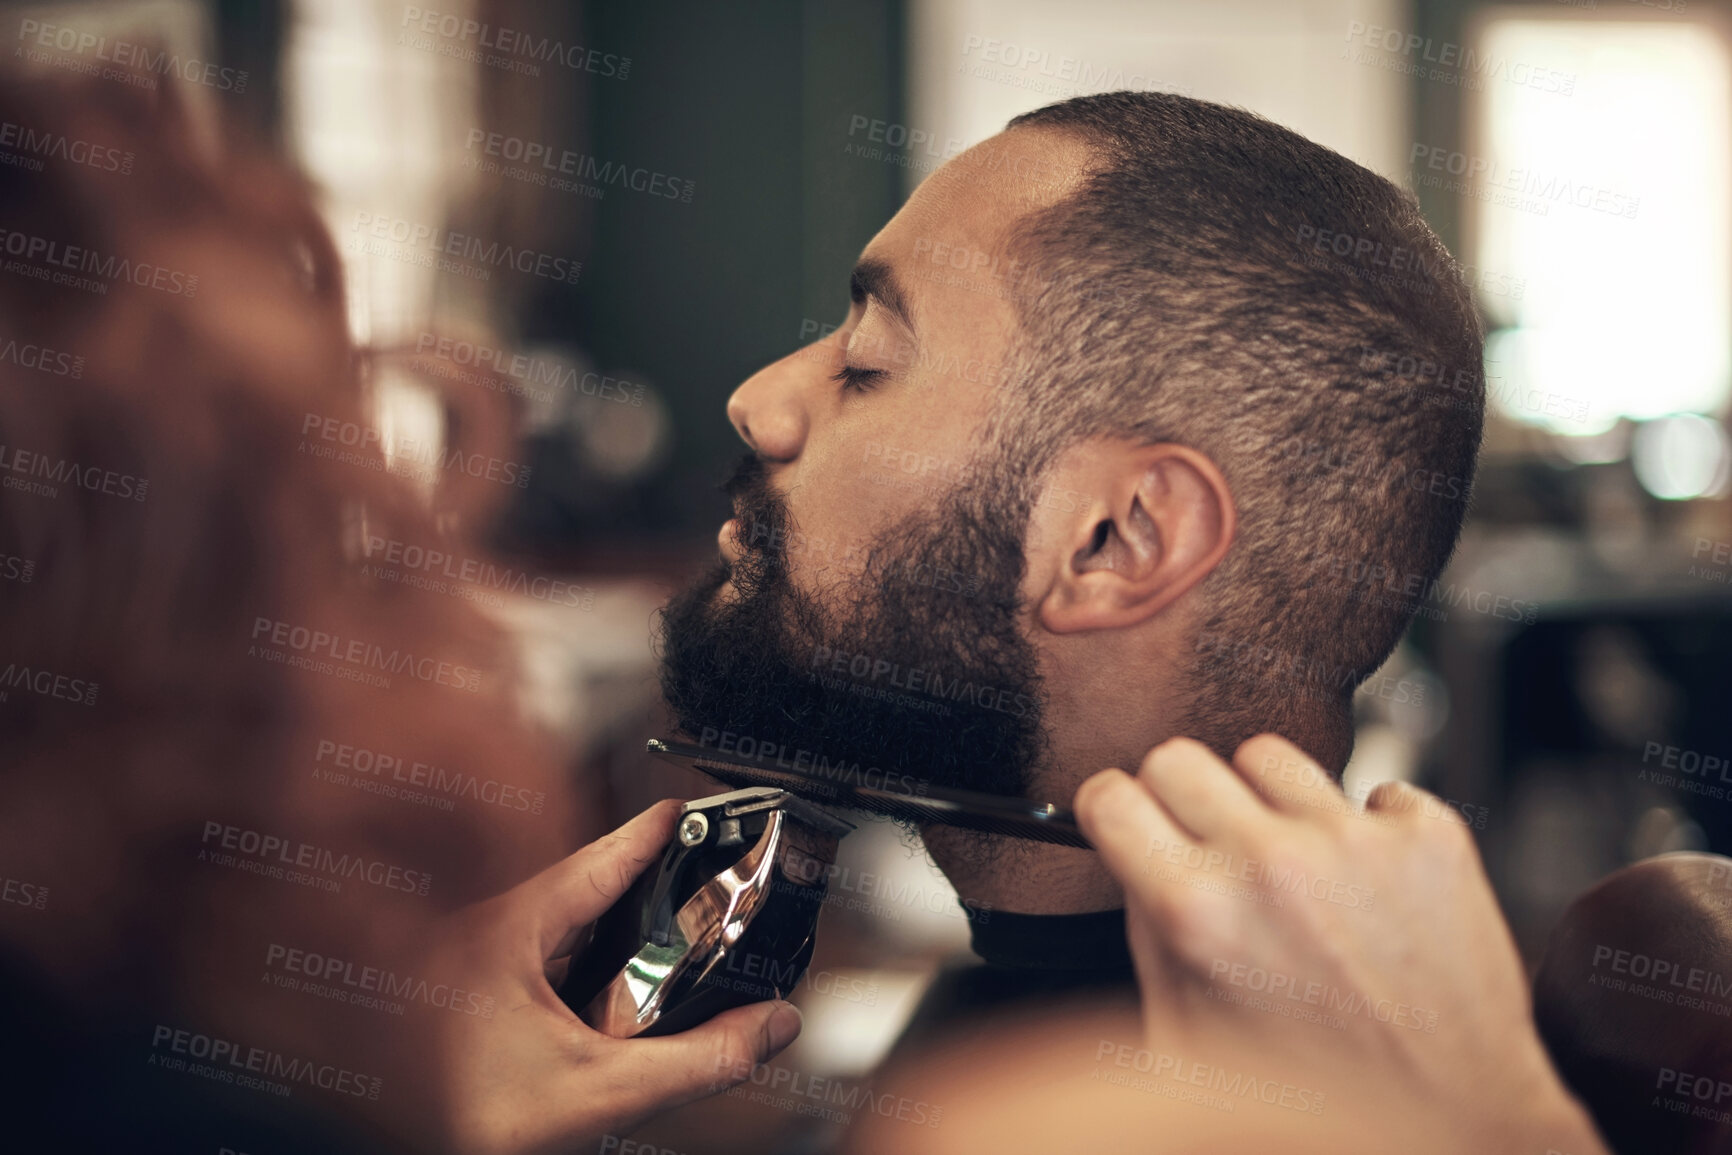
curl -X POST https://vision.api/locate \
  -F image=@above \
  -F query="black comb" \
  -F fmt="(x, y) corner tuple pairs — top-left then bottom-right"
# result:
(646, 737), (1091, 849)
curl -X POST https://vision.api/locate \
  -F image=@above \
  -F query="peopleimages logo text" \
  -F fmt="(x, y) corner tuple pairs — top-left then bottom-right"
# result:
(249, 616), (484, 692)
(17, 20), (250, 92)
(0, 661), (98, 705)
(299, 412), (532, 489)
(0, 442), (148, 501)
(0, 119), (133, 173)
(265, 942), (495, 1017)
(349, 213), (581, 284)
(0, 227), (197, 295)
(150, 1024), (380, 1098)
(363, 535), (594, 610)
(400, 8), (631, 77)
(0, 338), (83, 378)
(464, 130), (695, 202)
(201, 820), (433, 896)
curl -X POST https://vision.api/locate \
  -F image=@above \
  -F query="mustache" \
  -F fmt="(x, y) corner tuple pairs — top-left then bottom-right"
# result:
(722, 452), (771, 505)
(721, 454), (791, 562)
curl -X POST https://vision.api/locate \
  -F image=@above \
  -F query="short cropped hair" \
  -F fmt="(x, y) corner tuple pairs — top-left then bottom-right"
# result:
(989, 91), (1485, 769)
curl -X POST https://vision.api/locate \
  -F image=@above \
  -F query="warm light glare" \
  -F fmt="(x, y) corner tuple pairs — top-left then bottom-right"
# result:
(1631, 413), (1730, 500)
(1473, 17), (1731, 435)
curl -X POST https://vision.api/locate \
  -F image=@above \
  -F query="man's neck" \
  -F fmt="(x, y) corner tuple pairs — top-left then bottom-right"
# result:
(920, 823), (1124, 915)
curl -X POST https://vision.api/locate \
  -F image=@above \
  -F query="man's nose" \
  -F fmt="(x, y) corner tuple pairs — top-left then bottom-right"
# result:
(726, 354), (811, 463)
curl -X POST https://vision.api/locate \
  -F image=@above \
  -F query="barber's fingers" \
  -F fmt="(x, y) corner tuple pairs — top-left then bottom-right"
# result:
(612, 999), (804, 1114)
(535, 799), (683, 958)
(1363, 779), (1458, 829)
(1132, 738), (1274, 842)
(1229, 734), (1349, 821)
(1078, 769), (1247, 995)
(1075, 767), (1191, 906)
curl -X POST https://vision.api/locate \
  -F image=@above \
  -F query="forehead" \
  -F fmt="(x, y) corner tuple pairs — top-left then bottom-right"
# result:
(864, 127), (1098, 307)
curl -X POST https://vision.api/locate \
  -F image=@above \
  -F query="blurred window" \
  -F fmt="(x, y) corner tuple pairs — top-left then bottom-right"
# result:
(1471, 13), (1731, 436)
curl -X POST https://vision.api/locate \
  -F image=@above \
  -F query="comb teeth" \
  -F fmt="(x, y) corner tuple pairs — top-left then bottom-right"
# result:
(646, 738), (1092, 849)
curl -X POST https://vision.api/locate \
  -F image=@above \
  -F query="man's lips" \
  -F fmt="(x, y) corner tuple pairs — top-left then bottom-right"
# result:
(718, 517), (743, 564)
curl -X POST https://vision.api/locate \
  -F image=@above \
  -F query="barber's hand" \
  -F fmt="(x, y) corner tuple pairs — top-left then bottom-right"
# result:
(1073, 735), (1604, 1154)
(416, 799), (804, 1155)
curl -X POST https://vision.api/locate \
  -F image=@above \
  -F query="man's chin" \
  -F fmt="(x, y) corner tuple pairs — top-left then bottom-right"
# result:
(917, 822), (1044, 886)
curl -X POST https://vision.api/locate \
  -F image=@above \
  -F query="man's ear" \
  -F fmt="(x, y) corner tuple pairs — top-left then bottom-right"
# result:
(1033, 442), (1237, 634)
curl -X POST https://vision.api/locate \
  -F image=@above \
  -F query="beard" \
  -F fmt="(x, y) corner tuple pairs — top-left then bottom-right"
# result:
(657, 454), (1048, 803)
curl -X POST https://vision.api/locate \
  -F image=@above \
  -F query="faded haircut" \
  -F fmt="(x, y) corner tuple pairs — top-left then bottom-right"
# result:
(983, 91), (1485, 770)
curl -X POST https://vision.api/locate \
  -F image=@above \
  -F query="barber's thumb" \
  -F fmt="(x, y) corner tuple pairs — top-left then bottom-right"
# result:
(632, 1000), (804, 1105)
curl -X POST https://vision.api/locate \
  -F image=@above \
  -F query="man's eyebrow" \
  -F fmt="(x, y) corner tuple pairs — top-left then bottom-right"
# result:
(849, 258), (917, 336)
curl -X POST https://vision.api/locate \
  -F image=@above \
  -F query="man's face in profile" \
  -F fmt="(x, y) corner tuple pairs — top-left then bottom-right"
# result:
(659, 129), (1093, 800)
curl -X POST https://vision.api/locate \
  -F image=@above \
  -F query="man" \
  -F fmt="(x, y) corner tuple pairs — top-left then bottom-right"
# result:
(658, 88), (1485, 1038)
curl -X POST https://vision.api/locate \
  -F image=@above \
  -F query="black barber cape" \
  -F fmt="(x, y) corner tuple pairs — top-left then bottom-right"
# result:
(888, 906), (1139, 1060)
